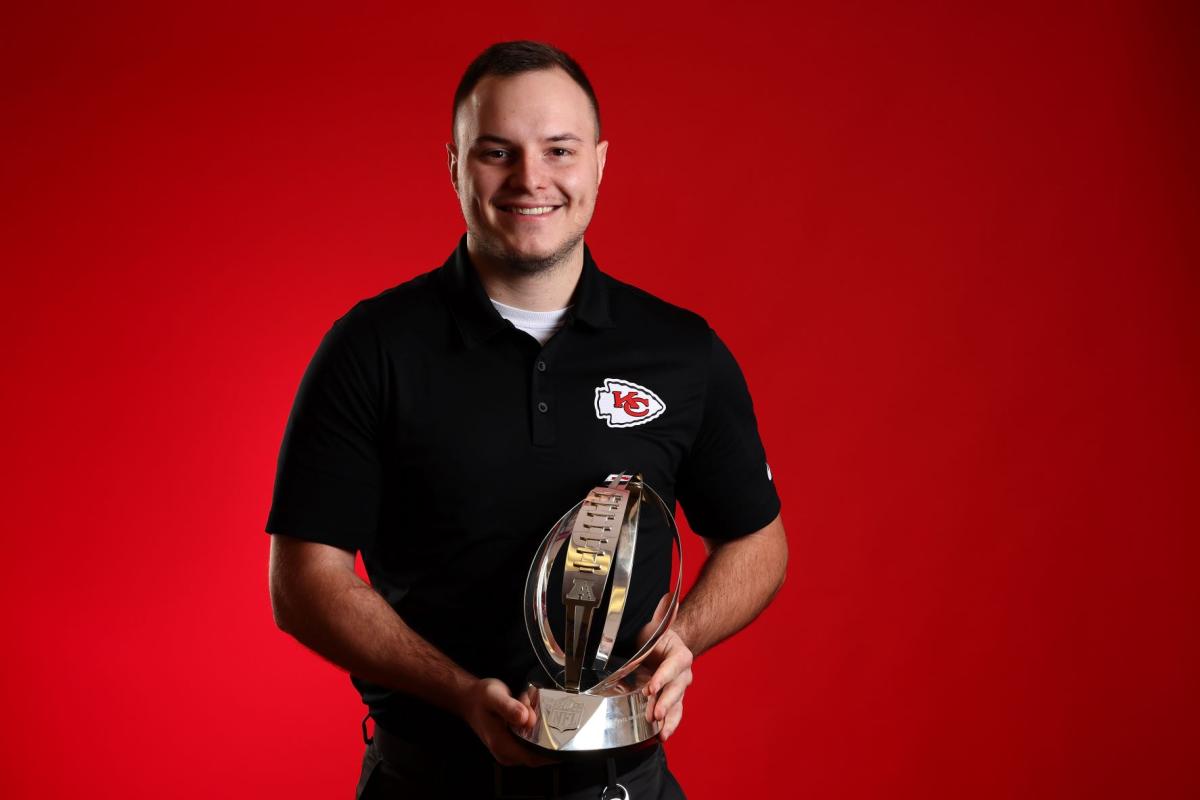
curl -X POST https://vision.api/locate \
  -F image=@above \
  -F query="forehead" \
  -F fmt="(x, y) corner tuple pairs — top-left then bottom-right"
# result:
(456, 67), (597, 142)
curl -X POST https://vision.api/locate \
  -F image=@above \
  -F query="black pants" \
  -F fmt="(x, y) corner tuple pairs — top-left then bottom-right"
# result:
(356, 727), (686, 799)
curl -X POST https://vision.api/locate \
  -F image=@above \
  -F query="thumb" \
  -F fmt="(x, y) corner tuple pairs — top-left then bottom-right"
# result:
(487, 682), (530, 727)
(502, 697), (530, 727)
(638, 593), (673, 646)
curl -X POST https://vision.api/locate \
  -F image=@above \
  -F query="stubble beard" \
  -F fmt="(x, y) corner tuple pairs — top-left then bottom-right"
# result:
(469, 225), (587, 276)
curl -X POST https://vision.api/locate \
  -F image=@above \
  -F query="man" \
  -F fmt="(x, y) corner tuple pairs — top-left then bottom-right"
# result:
(267, 41), (787, 799)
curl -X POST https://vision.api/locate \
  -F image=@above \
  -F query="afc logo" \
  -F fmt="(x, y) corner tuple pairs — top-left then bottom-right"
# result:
(593, 378), (666, 428)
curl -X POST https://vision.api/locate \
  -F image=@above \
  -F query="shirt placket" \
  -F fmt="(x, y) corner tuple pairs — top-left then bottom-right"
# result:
(530, 335), (564, 447)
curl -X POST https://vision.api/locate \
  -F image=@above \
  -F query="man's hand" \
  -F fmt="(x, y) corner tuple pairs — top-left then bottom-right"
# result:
(458, 678), (554, 767)
(637, 595), (695, 742)
(270, 536), (553, 767)
(631, 514), (788, 743)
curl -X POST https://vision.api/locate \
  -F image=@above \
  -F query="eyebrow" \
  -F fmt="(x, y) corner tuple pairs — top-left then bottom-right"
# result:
(472, 133), (585, 147)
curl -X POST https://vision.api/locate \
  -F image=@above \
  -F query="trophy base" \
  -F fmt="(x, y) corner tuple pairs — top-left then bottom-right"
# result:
(514, 678), (661, 753)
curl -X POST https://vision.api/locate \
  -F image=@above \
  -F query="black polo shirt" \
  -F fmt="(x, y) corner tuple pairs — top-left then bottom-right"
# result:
(266, 235), (780, 742)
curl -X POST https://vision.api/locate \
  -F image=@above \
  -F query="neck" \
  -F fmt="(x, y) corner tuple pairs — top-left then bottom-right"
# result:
(467, 237), (585, 311)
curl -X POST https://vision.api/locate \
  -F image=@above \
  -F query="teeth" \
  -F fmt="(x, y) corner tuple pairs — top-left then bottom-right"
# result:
(510, 206), (555, 215)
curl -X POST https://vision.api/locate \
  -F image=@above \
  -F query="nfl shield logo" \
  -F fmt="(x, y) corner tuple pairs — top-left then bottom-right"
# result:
(546, 698), (583, 732)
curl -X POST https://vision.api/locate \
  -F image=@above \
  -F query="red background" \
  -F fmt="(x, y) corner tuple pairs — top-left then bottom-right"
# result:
(3, 2), (1198, 797)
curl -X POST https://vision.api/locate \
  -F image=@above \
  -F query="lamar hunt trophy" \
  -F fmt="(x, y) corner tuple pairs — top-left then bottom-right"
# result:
(515, 472), (683, 753)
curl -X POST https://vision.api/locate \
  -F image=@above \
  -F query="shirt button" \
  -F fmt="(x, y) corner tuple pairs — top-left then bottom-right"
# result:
(537, 401), (549, 413)
(537, 360), (547, 372)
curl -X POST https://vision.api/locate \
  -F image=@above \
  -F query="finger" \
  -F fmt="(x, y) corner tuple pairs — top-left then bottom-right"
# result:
(654, 671), (692, 722)
(516, 687), (539, 719)
(644, 689), (657, 724)
(502, 698), (533, 728)
(649, 592), (671, 627)
(642, 654), (678, 723)
(485, 681), (534, 728)
(661, 698), (684, 741)
(637, 592), (673, 645)
(644, 648), (689, 697)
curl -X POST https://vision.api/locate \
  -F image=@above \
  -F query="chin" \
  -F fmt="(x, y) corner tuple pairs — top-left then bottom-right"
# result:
(508, 241), (559, 261)
(498, 234), (564, 261)
(470, 224), (583, 273)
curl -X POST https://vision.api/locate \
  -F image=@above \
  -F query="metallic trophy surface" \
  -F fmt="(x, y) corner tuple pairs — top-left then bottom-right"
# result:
(514, 473), (683, 753)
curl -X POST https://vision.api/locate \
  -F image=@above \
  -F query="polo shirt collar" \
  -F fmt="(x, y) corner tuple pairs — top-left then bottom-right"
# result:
(439, 234), (614, 348)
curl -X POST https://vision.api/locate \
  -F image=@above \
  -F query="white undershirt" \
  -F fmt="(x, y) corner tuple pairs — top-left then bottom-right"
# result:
(490, 299), (572, 346)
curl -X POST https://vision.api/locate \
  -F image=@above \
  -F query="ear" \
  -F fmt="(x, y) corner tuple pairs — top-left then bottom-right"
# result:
(446, 142), (460, 195)
(596, 139), (609, 188)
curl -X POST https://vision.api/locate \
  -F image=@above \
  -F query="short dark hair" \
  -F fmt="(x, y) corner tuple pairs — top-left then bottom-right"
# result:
(452, 40), (601, 140)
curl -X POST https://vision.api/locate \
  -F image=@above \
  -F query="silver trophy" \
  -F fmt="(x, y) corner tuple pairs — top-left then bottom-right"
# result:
(514, 473), (682, 753)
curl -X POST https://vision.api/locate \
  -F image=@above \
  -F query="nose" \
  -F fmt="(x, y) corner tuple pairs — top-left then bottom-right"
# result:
(508, 150), (548, 194)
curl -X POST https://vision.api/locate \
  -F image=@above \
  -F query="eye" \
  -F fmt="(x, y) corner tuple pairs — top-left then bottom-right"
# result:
(548, 147), (573, 158)
(484, 149), (511, 160)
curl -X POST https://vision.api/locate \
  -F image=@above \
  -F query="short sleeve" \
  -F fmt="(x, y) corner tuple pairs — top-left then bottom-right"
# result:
(676, 328), (781, 541)
(265, 305), (385, 552)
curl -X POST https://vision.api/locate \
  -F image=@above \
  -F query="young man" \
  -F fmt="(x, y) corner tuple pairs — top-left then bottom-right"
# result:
(267, 41), (787, 799)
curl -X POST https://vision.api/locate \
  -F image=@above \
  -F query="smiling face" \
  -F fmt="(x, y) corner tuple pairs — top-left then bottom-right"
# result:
(448, 68), (608, 273)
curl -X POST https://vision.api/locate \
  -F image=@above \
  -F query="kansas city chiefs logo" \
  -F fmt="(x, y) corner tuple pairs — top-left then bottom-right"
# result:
(594, 378), (666, 428)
